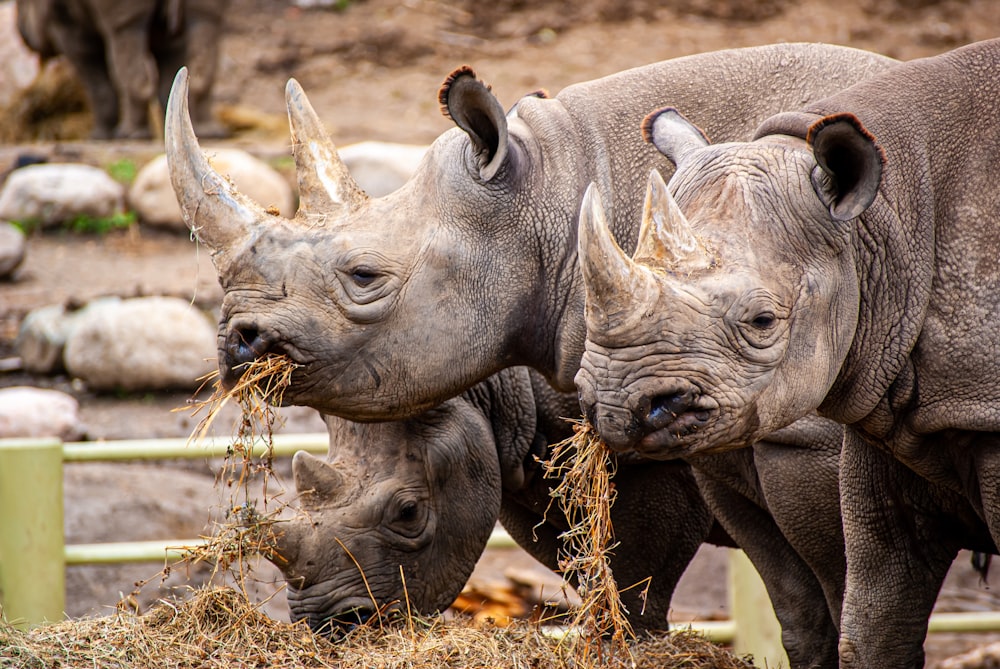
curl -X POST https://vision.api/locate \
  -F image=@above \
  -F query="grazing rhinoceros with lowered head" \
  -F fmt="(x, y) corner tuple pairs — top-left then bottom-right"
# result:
(575, 38), (1000, 669)
(166, 43), (895, 668)
(270, 365), (847, 665)
(270, 366), (726, 634)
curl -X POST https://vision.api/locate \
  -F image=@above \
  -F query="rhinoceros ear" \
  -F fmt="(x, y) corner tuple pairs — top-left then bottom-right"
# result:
(439, 66), (509, 181)
(807, 113), (884, 222)
(292, 451), (346, 510)
(642, 107), (711, 166)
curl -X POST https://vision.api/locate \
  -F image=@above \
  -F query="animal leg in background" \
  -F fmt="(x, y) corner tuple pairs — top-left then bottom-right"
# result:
(838, 430), (963, 669)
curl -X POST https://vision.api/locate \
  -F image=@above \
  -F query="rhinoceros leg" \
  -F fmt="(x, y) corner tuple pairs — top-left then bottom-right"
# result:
(973, 436), (1000, 551)
(693, 451), (840, 669)
(838, 430), (961, 669)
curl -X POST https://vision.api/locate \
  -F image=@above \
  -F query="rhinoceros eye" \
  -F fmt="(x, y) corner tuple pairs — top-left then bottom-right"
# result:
(750, 312), (776, 330)
(350, 266), (380, 287)
(397, 501), (419, 523)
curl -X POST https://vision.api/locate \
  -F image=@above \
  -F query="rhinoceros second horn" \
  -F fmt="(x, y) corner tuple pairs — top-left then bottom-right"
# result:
(285, 78), (368, 217)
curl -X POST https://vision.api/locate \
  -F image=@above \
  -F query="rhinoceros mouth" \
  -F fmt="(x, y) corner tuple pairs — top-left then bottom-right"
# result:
(288, 592), (394, 638)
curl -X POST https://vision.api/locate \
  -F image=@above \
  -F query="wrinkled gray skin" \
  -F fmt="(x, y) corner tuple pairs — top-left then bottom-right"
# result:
(271, 366), (734, 634)
(165, 44), (895, 668)
(16, 0), (226, 139)
(576, 38), (1000, 668)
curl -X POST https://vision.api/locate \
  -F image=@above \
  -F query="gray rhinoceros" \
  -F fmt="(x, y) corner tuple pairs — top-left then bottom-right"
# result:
(575, 38), (1000, 669)
(270, 365), (846, 665)
(270, 366), (724, 633)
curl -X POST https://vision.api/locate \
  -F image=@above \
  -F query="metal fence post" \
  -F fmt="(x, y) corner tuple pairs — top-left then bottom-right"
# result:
(0, 437), (65, 629)
(729, 549), (789, 668)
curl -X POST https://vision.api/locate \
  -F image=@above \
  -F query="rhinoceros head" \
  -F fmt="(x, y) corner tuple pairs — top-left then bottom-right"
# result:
(166, 67), (546, 419)
(269, 387), (522, 635)
(576, 107), (882, 459)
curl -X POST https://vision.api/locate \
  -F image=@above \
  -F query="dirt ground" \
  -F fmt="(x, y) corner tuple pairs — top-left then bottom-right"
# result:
(2, 0), (1000, 665)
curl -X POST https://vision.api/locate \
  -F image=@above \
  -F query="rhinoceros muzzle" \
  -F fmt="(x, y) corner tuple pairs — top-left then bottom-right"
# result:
(287, 590), (385, 638)
(585, 385), (711, 456)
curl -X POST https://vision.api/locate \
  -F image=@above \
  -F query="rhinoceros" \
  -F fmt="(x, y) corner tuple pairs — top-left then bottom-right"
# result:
(270, 366), (846, 663)
(165, 43), (895, 668)
(270, 366), (724, 633)
(575, 38), (1000, 668)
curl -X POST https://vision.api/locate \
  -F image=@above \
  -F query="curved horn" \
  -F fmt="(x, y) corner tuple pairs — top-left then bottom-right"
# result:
(578, 183), (656, 334)
(165, 67), (269, 251)
(285, 79), (368, 216)
(633, 169), (707, 269)
(292, 451), (346, 511)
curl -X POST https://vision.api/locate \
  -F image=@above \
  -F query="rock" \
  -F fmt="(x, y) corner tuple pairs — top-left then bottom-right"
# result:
(129, 150), (294, 231)
(15, 299), (119, 374)
(338, 141), (428, 197)
(63, 296), (218, 392)
(0, 386), (84, 440)
(0, 163), (125, 229)
(0, 220), (26, 277)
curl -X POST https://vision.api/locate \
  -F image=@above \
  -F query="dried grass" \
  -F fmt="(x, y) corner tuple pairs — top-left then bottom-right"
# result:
(542, 418), (645, 665)
(0, 586), (754, 669)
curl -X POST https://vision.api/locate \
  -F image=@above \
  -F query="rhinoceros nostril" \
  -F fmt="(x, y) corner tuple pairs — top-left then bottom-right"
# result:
(226, 326), (268, 368)
(646, 389), (695, 431)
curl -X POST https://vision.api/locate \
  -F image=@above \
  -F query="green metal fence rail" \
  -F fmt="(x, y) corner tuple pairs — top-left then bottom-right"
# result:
(2, 435), (1000, 668)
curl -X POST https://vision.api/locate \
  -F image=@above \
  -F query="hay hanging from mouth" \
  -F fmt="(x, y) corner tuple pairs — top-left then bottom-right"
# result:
(542, 418), (643, 665)
(163, 353), (301, 592)
(0, 585), (755, 669)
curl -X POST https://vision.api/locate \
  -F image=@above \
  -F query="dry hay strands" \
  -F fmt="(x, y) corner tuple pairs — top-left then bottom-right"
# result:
(0, 586), (755, 669)
(542, 417), (640, 664)
(180, 353), (300, 504)
(185, 352), (301, 455)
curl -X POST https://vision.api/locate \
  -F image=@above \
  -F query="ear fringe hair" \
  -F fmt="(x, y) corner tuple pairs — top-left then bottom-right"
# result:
(438, 65), (491, 120)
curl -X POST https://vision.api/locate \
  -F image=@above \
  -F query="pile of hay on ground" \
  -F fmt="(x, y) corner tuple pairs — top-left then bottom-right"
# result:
(0, 585), (754, 669)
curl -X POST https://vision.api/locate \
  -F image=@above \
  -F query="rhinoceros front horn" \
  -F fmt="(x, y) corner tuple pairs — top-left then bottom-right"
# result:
(578, 183), (657, 334)
(165, 67), (272, 252)
(285, 78), (368, 216)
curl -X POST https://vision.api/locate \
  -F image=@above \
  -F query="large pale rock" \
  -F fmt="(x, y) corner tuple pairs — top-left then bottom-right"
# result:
(0, 163), (125, 228)
(0, 220), (26, 277)
(63, 297), (218, 391)
(129, 150), (294, 231)
(0, 386), (84, 440)
(339, 141), (428, 197)
(15, 298), (118, 374)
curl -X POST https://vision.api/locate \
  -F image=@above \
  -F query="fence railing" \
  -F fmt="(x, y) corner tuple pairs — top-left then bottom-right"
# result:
(1, 435), (999, 668)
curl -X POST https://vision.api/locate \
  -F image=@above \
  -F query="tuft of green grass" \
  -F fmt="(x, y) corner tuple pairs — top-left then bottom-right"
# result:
(106, 158), (138, 184)
(65, 210), (136, 235)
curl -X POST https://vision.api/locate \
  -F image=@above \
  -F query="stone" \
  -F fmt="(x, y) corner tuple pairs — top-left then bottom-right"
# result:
(0, 220), (26, 277)
(0, 386), (84, 440)
(15, 298), (119, 374)
(0, 163), (125, 229)
(129, 150), (294, 231)
(63, 296), (218, 392)
(338, 141), (428, 197)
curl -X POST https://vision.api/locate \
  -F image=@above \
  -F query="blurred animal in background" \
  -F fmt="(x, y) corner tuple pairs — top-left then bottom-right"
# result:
(15, 0), (228, 139)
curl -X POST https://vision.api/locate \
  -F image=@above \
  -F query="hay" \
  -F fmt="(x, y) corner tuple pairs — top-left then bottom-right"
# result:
(542, 418), (640, 664)
(0, 586), (754, 669)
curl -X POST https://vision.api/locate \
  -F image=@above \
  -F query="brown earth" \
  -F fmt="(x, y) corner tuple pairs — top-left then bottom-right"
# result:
(2, 0), (1000, 665)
